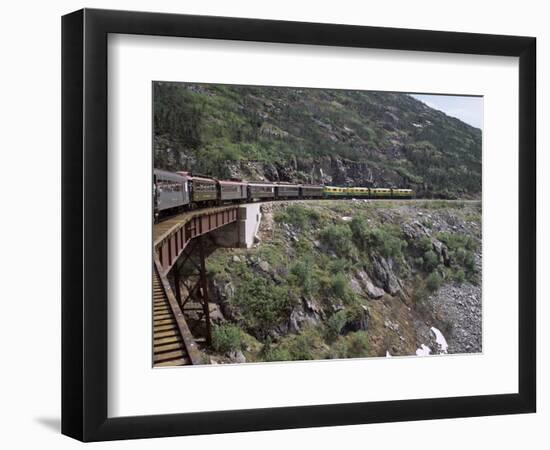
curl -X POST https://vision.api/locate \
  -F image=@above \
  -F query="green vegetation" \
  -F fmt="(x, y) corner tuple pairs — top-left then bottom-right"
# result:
(231, 274), (295, 339)
(274, 204), (321, 229)
(201, 201), (481, 363)
(211, 324), (245, 353)
(426, 271), (443, 292)
(319, 224), (355, 258)
(154, 82), (481, 198)
(289, 256), (316, 296)
(327, 331), (370, 359)
(350, 217), (407, 259)
(436, 231), (479, 281)
(324, 310), (348, 343)
(422, 250), (439, 272)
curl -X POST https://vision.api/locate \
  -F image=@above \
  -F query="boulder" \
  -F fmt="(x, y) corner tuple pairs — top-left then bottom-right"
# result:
(401, 221), (429, 241)
(372, 255), (402, 295)
(258, 260), (271, 273)
(227, 350), (246, 364)
(288, 297), (324, 333)
(355, 270), (385, 299)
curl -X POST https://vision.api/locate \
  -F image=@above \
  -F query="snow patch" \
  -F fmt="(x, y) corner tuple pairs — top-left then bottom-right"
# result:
(430, 327), (449, 353)
(415, 344), (431, 356)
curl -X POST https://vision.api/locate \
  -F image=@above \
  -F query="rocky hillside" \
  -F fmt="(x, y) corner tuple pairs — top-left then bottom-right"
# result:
(154, 82), (482, 198)
(193, 200), (482, 364)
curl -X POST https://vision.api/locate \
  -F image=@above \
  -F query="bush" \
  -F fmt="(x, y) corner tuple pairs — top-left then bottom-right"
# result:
(319, 224), (355, 258)
(327, 331), (369, 359)
(350, 218), (406, 259)
(416, 236), (433, 253)
(211, 324), (244, 353)
(285, 335), (314, 361)
(437, 232), (478, 253)
(331, 273), (348, 298)
(276, 328), (325, 361)
(290, 257), (316, 295)
(324, 310), (348, 343)
(345, 331), (370, 358)
(260, 338), (292, 362)
(453, 269), (466, 283)
(422, 250), (440, 272)
(426, 271), (443, 292)
(232, 275), (294, 337)
(274, 205), (320, 229)
(436, 232), (478, 279)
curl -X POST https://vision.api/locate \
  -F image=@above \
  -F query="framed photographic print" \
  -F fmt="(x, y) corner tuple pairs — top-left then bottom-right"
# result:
(61, 8), (536, 441)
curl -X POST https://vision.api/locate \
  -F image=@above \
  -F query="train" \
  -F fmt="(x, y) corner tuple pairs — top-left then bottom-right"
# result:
(153, 168), (414, 220)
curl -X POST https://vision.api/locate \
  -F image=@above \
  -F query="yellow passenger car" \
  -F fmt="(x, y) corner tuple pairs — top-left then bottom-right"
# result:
(347, 187), (370, 197)
(370, 188), (392, 198)
(324, 186), (348, 197)
(392, 188), (414, 198)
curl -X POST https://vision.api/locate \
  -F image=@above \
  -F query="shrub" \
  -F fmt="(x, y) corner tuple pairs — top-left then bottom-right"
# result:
(324, 310), (348, 343)
(436, 232), (479, 279)
(416, 236), (433, 253)
(290, 257), (316, 295)
(437, 232), (478, 253)
(464, 252), (476, 272)
(426, 271), (443, 292)
(345, 331), (370, 358)
(211, 324), (244, 353)
(350, 218), (406, 259)
(422, 250), (440, 272)
(277, 328), (325, 361)
(285, 335), (314, 361)
(327, 258), (353, 274)
(319, 224), (354, 258)
(274, 205), (320, 229)
(327, 331), (369, 359)
(453, 269), (466, 283)
(260, 338), (292, 362)
(232, 275), (294, 337)
(331, 272), (348, 298)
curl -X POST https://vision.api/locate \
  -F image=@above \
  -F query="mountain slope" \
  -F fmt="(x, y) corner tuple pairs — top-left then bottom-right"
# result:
(153, 82), (482, 198)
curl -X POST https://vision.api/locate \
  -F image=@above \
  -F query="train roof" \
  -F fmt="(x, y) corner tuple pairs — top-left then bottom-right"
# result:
(188, 176), (217, 183)
(218, 179), (247, 185)
(276, 183), (302, 187)
(247, 181), (277, 186)
(154, 169), (188, 181)
(174, 171), (217, 183)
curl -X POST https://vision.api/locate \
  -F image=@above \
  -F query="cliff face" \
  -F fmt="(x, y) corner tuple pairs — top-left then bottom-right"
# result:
(199, 200), (482, 363)
(154, 83), (482, 198)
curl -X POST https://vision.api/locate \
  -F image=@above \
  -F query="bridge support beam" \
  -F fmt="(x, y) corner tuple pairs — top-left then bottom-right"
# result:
(209, 203), (262, 249)
(174, 236), (212, 347)
(197, 236), (212, 347)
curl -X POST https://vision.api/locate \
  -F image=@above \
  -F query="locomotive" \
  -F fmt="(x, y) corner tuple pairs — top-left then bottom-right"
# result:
(153, 168), (413, 220)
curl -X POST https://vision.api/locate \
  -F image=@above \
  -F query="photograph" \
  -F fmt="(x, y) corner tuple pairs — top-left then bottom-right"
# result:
(152, 82), (483, 367)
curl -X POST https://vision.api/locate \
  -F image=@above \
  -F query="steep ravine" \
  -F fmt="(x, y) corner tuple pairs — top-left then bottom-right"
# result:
(196, 200), (482, 364)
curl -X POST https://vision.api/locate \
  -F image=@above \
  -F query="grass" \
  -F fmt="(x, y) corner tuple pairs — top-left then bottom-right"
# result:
(274, 204), (321, 229)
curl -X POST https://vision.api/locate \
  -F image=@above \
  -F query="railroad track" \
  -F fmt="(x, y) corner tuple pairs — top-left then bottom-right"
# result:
(153, 266), (191, 366)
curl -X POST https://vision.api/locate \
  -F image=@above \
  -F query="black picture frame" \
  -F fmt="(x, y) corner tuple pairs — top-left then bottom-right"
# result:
(61, 8), (536, 442)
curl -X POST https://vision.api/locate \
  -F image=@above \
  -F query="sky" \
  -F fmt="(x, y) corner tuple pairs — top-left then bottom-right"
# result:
(410, 94), (483, 130)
